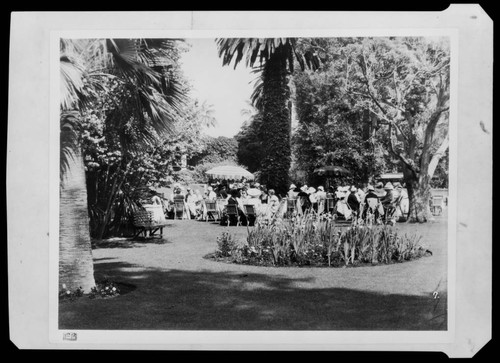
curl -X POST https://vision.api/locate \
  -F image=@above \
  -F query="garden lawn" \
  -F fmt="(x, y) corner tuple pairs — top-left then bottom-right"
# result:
(59, 210), (448, 330)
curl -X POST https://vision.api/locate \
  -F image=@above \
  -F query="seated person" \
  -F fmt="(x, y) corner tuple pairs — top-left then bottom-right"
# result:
(207, 186), (217, 201)
(245, 188), (262, 225)
(185, 187), (199, 219)
(361, 185), (383, 221)
(380, 182), (397, 221)
(220, 189), (247, 226)
(380, 182), (396, 207)
(374, 182), (387, 198)
(267, 189), (280, 218)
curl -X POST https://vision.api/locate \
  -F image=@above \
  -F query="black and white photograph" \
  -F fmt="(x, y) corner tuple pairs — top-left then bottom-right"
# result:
(7, 7), (492, 355)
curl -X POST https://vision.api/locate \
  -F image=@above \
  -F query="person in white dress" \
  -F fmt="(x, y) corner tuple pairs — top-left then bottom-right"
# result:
(145, 194), (167, 224)
(315, 186), (327, 214)
(185, 188), (199, 219)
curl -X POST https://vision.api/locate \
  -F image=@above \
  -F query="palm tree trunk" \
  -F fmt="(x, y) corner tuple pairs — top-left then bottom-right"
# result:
(59, 147), (96, 292)
(260, 46), (291, 196)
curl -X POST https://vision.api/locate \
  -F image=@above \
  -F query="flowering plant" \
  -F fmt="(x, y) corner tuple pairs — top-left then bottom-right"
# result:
(59, 284), (84, 301)
(89, 279), (121, 299)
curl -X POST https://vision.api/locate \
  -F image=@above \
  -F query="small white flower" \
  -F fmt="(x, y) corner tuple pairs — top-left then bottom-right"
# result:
(66, 290), (71, 295)
(62, 284), (67, 289)
(112, 287), (116, 291)
(105, 286), (109, 290)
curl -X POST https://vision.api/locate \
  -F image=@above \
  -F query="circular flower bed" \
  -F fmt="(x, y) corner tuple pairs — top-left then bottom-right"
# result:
(207, 213), (432, 268)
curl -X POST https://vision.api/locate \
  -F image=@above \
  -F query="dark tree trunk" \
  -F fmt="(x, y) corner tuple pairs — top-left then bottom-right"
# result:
(259, 46), (291, 197)
(405, 170), (434, 223)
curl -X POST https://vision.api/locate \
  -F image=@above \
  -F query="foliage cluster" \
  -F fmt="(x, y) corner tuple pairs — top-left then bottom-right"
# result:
(214, 211), (430, 267)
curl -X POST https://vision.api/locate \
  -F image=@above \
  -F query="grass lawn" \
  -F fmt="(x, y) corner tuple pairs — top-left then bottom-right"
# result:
(59, 209), (448, 331)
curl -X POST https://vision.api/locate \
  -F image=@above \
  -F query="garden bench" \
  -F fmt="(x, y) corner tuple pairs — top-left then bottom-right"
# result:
(132, 209), (168, 239)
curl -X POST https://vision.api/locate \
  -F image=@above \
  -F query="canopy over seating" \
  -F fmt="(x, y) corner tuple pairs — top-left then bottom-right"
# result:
(377, 172), (404, 182)
(205, 165), (254, 180)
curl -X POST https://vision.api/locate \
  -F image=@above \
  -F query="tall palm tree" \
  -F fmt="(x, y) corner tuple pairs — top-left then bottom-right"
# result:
(59, 38), (186, 292)
(216, 38), (320, 196)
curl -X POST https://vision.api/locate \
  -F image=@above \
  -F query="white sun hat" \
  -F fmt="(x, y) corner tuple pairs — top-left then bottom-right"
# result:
(247, 188), (262, 197)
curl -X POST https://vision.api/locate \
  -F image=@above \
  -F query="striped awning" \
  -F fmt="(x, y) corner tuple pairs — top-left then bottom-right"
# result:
(205, 165), (254, 180)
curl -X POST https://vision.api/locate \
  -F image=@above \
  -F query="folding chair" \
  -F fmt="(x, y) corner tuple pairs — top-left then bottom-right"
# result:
(216, 198), (228, 216)
(286, 198), (297, 218)
(225, 204), (240, 226)
(325, 198), (335, 214)
(430, 195), (444, 216)
(204, 200), (219, 222)
(173, 201), (189, 220)
(244, 204), (257, 226)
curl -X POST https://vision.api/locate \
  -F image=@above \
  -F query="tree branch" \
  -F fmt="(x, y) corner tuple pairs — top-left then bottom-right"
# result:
(387, 123), (417, 176)
(427, 132), (449, 179)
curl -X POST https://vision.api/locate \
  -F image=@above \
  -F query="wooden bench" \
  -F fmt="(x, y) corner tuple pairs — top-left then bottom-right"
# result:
(132, 210), (168, 239)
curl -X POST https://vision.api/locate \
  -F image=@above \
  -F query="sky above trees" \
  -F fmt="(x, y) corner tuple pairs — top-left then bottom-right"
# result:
(179, 38), (255, 138)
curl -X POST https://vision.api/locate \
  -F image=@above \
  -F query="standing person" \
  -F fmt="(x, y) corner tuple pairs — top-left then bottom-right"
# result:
(356, 185), (366, 204)
(315, 186), (327, 214)
(307, 187), (318, 213)
(267, 189), (280, 218)
(347, 186), (360, 218)
(398, 183), (409, 215)
(361, 185), (383, 220)
(185, 187), (199, 219)
(259, 185), (268, 204)
(207, 186), (217, 201)
(297, 185), (310, 213)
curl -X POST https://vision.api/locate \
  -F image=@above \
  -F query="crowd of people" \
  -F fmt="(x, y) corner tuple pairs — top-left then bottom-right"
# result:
(285, 181), (408, 223)
(145, 179), (409, 226)
(158, 180), (279, 225)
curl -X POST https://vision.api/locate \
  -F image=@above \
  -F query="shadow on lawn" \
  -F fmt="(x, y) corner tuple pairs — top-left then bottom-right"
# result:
(92, 237), (173, 249)
(59, 260), (447, 331)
